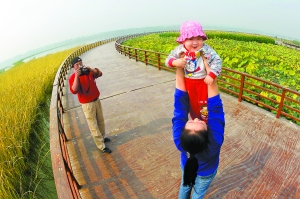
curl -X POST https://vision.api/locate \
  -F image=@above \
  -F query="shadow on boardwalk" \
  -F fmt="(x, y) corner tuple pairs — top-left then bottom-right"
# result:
(62, 42), (300, 199)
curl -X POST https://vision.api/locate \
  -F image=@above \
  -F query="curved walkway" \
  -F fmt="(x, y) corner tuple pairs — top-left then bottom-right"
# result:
(62, 42), (300, 199)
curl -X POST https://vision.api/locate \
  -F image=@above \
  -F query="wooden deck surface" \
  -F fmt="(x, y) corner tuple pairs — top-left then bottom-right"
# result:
(62, 42), (300, 199)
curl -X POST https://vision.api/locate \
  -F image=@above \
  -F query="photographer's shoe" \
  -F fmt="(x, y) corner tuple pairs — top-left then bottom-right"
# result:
(101, 147), (112, 154)
(104, 137), (111, 142)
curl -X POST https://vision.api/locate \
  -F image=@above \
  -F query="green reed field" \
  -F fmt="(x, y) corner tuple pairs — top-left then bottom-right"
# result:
(0, 46), (80, 199)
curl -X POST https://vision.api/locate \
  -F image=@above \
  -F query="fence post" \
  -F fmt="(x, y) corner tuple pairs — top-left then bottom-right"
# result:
(144, 51), (148, 65)
(238, 74), (245, 102)
(129, 48), (131, 59)
(158, 53), (161, 70)
(135, 49), (138, 62)
(276, 88), (286, 118)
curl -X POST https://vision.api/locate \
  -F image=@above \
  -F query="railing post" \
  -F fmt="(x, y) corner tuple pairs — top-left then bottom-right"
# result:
(51, 37), (125, 199)
(238, 74), (245, 102)
(144, 51), (147, 65)
(276, 88), (286, 118)
(135, 49), (138, 62)
(158, 53), (161, 70)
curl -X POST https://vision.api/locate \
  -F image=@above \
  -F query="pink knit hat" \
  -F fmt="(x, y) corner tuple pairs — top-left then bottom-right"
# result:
(177, 20), (208, 43)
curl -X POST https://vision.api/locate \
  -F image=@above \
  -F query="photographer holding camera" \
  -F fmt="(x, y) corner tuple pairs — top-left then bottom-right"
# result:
(69, 57), (112, 154)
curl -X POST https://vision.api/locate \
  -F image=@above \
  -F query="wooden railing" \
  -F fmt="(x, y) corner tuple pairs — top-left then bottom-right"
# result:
(50, 37), (122, 199)
(50, 31), (299, 199)
(282, 42), (300, 50)
(49, 31), (175, 199)
(115, 36), (300, 124)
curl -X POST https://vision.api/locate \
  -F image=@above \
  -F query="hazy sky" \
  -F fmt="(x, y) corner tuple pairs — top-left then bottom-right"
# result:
(1, 0), (299, 63)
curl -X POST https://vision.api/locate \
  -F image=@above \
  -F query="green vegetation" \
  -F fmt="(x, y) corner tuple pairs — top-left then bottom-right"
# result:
(123, 31), (300, 91)
(293, 40), (300, 46)
(279, 38), (300, 47)
(13, 60), (25, 66)
(206, 31), (275, 44)
(158, 31), (275, 44)
(0, 47), (80, 198)
(0, 30), (299, 198)
(122, 31), (300, 124)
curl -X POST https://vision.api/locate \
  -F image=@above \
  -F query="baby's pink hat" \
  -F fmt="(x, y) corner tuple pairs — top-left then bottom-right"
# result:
(177, 20), (208, 43)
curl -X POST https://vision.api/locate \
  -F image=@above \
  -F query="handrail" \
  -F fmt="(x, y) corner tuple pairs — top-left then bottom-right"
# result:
(282, 41), (300, 49)
(49, 31), (171, 199)
(115, 36), (300, 124)
(50, 37), (124, 199)
(50, 31), (299, 199)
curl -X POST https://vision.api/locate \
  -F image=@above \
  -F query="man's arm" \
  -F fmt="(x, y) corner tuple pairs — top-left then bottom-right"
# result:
(83, 66), (102, 78)
(202, 55), (219, 97)
(201, 44), (222, 78)
(71, 68), (81, 93)
(175, 68), (186, 91)
(207, 76), (219, 98)
(205, 55), (224, 154)
(172, 67), (189, 152)
(93, 68), (102, 78)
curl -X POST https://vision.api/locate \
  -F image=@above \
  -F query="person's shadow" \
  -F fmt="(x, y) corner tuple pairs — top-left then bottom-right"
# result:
(206, 146), (272, 198)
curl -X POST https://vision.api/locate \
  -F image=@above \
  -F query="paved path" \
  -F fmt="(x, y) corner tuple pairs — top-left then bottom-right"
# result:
(63, 42), (300, 199)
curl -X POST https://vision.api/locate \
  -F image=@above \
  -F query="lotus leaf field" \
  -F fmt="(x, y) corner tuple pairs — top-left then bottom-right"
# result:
(123, 31), (300, 91)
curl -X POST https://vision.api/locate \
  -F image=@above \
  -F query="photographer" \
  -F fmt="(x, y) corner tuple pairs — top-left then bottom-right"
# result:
(69, 57), (111, 154)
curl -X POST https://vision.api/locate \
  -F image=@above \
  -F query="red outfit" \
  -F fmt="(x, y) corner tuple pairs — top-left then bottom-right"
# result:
(184, 78), (208, 122)
(69, 71), (100, 103)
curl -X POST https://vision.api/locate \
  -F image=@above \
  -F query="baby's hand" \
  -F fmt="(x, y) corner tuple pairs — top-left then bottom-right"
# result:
(179, 52), (185, 58)
(204, 75), (214, 85)
(172, 58), (186, 69)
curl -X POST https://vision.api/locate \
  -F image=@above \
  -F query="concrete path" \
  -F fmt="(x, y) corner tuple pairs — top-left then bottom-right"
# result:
(62, 42), (300, 199)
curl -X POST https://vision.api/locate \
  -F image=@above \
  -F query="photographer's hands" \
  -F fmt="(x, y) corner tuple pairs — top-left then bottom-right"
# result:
(74, 62), (83, 78)
(82, 66), (95, 74)
(75, 64), (102, 79)
(74, 68), (82, 77)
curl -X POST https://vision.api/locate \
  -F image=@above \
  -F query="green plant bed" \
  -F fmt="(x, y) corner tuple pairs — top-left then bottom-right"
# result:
(123, 32), (300, 91)
(122, 32), (300, 125)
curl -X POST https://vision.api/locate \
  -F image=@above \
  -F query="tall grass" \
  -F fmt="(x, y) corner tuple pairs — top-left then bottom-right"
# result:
(0, 46), (80, 198)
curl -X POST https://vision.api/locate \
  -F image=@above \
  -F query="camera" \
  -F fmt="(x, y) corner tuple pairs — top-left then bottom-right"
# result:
(79, 66), (90, 76)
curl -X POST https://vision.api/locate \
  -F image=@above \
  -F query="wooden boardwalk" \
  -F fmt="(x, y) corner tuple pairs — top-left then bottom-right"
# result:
(62, 42), (300, 199)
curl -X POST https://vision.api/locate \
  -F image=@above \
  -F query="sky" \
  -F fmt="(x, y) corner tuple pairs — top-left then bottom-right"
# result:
(1, 0), (300, 64)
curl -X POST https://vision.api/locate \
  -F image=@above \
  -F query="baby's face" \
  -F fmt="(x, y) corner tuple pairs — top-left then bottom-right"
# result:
(183, 36), (204, 52)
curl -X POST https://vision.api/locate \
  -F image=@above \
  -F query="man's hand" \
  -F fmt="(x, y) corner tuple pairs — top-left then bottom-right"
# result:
(172, 58), (186, 69)
(74, 68), (82, 78)
(204, 75), (214, 85)
(79, 65), (100, 76)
